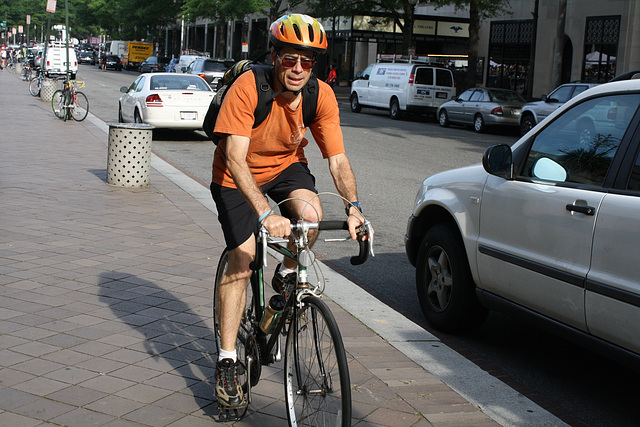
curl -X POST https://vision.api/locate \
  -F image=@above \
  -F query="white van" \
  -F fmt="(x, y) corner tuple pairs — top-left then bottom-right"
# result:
(44, 46), (78, 79)
(105, 40), (125, 60)
(350, 63), (455, 119)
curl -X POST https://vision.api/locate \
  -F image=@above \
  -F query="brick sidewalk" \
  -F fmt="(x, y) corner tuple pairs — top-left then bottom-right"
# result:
(0, 69), (498, 426)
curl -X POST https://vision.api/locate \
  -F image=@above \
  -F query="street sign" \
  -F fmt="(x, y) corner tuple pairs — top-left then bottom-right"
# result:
(26, 15), (30, 25)
(46, 0), (57, 13)
(18, 25), (23, 34)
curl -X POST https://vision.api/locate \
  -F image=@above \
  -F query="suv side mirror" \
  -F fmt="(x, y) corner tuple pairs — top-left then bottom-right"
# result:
(541, 94), (548, 102)
(482, 144), (513, 179)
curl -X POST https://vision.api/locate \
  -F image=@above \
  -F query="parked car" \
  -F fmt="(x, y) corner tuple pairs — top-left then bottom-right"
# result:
(118, 73), (214, 130)
(437, 87), (526, 133)
(77, 51), (96, 65)
(105, 55), (123, 71)
(183, 58), (230, 89)
(176, 54), (204, 73)
(350, 63), (456, 120)
(138, 56), (171, 73)
(609, 69), (640, 82)
(519, 82), (599, 136)
(405, 79), (640, 371)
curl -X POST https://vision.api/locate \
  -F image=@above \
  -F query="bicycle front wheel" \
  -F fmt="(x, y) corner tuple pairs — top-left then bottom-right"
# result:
(71, 91), (89, 121)
(29, 78), (41, 97)
(285, 296), (351, 426)
(52, 90), (65, 119)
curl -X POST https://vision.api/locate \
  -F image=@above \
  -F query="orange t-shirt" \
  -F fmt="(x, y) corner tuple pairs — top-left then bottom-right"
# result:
(212, 71), (345, 188)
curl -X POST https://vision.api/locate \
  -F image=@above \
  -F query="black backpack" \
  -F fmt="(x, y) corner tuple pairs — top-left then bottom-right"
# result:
(203, 61), (319, 145)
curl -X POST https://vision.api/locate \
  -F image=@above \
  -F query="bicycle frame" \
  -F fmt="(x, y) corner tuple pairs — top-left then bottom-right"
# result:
(247, 219), (372, 375)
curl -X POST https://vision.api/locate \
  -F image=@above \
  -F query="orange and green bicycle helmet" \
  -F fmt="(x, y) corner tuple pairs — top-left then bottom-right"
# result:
(269, 14), (327, 54)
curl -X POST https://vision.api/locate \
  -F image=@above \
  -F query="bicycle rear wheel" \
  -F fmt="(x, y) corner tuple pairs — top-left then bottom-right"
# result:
(29, 78), (41, 97)
(213, 250), (261, 394)
(285, 296), (351, 426)
(52, 90), (65, 119)
(71, 91), (89, 121)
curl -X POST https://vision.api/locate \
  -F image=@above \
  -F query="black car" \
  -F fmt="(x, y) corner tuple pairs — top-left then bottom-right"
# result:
(77, 51), (95, 65)
(138, 56), (171, 73)
(105, 55), (123, 71)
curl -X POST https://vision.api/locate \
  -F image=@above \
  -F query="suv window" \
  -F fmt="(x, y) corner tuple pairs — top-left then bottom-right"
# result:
(414, 68), (433, 85)
(548, 85), (573, 103)
(204, 61), (227, 72)
(522, 94), (639, 186)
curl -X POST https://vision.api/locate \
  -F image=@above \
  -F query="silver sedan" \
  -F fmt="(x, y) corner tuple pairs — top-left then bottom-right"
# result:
(437, 87), (526, 133)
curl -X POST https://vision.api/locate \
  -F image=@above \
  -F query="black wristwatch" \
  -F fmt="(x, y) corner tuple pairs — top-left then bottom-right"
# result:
(345, 201), (363, 216)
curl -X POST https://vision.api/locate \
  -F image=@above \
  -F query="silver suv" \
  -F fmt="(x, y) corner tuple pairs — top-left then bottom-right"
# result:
(405, 79), (640, 370)
(519, 82), (599, 136)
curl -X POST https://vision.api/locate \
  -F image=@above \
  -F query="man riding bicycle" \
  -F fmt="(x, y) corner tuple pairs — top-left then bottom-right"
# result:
(210, 13), (371, 410)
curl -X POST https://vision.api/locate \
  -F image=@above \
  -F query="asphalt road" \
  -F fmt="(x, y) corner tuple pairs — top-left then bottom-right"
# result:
(77, 64), (640, 427)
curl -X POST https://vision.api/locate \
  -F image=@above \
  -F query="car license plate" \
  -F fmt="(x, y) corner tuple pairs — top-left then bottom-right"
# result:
(436, 92), (448, 99)
(512, 109), (521, 116)
(180, 112), (197, 120)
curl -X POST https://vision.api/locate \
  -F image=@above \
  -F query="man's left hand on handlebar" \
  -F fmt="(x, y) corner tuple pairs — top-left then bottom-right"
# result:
(346, 211), (373, 242)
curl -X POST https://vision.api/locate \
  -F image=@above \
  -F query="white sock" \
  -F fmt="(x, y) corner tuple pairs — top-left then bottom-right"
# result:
(219, 349), (237, 362)
(278, 266), (295, 276)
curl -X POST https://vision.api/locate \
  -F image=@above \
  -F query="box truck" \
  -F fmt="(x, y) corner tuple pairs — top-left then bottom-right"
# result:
(123, 42), (153, 70)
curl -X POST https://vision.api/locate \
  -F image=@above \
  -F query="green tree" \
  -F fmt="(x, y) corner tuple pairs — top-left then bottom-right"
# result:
(433, 0), (511, 90)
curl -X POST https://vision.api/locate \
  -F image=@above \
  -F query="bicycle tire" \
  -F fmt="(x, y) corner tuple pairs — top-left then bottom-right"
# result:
(52, 90), (65, 119)
(71, 91), (89, 121)
(29, 78), (41, 97)
(285, 296), (351, 426)
(213, 250), (261, 393)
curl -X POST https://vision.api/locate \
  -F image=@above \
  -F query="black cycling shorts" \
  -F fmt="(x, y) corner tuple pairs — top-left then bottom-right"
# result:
(210, 162), (318, 250)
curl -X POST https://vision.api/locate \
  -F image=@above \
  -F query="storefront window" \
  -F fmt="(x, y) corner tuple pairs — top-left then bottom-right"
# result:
(582, 16), (620, 83)
(487, 20), (532, 95)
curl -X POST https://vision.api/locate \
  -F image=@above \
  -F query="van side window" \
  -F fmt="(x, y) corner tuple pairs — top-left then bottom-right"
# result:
(436, 69), (454, 87)
(414, 68), (433, 85)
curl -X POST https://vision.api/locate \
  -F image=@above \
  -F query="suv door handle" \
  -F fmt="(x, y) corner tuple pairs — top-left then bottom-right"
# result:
(566, 204), (595, 215)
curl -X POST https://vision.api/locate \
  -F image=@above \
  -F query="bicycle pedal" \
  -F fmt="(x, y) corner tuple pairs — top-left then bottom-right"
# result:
(216, 403), (247, 423)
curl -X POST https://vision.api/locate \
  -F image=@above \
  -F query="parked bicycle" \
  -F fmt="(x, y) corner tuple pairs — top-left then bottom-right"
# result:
(213, 195), (373, 425)
(29, 67), (44, 97)
(52, 79), (89, 122)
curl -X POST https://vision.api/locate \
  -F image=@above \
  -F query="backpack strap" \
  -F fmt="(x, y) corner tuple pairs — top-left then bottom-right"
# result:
(302, 75), (319, 128)
(251, 64), (274, 128)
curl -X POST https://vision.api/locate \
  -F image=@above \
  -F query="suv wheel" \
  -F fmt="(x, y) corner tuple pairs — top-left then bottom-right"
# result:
(416, 223), (488, 333)
(350, 93), (361, 113)
(520, 114), (536, 136)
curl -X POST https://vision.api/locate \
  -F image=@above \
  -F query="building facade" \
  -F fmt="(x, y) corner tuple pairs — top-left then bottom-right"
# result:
(167, 1), (640, 98)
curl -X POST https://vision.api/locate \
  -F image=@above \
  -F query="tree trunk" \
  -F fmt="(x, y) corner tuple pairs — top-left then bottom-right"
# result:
(402, 2), (415, 56)
(551, 0), (567, 88)
(465, 1), (480, 91)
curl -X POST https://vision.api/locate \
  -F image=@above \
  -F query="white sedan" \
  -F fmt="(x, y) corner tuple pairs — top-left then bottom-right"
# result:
(118, 73), (214, 130)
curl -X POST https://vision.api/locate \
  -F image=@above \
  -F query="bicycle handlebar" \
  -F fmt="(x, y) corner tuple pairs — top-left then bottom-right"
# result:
(252, 220), (374, 271)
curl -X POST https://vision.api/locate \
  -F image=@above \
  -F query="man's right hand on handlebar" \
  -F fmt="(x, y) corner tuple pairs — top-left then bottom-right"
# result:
(261, 212), (292, 239)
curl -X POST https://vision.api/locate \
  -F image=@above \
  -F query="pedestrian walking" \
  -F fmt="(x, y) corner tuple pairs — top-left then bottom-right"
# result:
(326, 63), (337, 88)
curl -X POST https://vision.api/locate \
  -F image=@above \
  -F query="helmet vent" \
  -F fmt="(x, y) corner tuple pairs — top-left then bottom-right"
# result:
(307, 24), (314, 42)
(292, 23), (303, 41)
